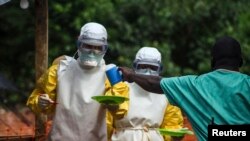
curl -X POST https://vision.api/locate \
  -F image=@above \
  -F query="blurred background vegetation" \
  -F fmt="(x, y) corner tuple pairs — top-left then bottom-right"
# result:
(1, 0), (250, 106)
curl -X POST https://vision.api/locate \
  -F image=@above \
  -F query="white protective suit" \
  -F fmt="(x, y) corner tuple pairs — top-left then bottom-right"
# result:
(107, 47), (183, 141)
(111, 83), (168, 141)
(48, 56), (107, 141)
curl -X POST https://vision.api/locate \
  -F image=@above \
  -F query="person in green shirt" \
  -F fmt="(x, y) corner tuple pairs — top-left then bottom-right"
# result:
(119, 36), (250, 141)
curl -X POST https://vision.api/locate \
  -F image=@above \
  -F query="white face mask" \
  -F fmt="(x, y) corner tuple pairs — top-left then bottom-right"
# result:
(135, 68), (159, 76)
(77, 50), (104, 69)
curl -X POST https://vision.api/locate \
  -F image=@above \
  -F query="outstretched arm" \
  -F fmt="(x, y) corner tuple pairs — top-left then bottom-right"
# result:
(119, 67), (163, 94)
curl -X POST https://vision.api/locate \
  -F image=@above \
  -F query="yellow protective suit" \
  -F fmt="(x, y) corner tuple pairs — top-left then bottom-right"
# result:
(106, 83), (183, 141)
(26, 55), (129, 141)
(26, 64), (129, 117)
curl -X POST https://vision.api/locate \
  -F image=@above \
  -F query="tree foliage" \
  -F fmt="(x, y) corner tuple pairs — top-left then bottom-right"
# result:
(0, 0), (250, 104)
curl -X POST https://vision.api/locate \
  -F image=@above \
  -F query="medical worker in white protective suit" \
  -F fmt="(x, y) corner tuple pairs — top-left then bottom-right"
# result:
(26, 22), (129, 141)
(107, 47), (184, 141)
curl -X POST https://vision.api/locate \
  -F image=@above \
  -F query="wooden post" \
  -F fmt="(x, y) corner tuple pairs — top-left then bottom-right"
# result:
(35, 0), (48, 140)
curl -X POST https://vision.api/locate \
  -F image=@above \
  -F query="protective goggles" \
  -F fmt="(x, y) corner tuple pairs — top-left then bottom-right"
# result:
(78, 35), (108, 46)
(78, 43), (107, 55)
(133, 60), (162, 72)
(136, 64), (159, 71)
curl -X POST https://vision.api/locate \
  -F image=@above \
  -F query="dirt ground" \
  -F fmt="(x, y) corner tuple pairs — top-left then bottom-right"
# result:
(0, 106), (197, 141)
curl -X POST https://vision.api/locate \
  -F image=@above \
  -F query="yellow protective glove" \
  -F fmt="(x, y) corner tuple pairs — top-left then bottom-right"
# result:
(38, 94), (55, 109)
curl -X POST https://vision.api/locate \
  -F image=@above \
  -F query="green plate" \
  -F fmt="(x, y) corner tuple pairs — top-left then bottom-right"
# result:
(158, 128), (194, 137)
(91, 95), (129, 104)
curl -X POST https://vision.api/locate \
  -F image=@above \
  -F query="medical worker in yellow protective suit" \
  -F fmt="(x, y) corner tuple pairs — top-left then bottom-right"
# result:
(26, 22), (128, 141)
(107, 47), (184, 141)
